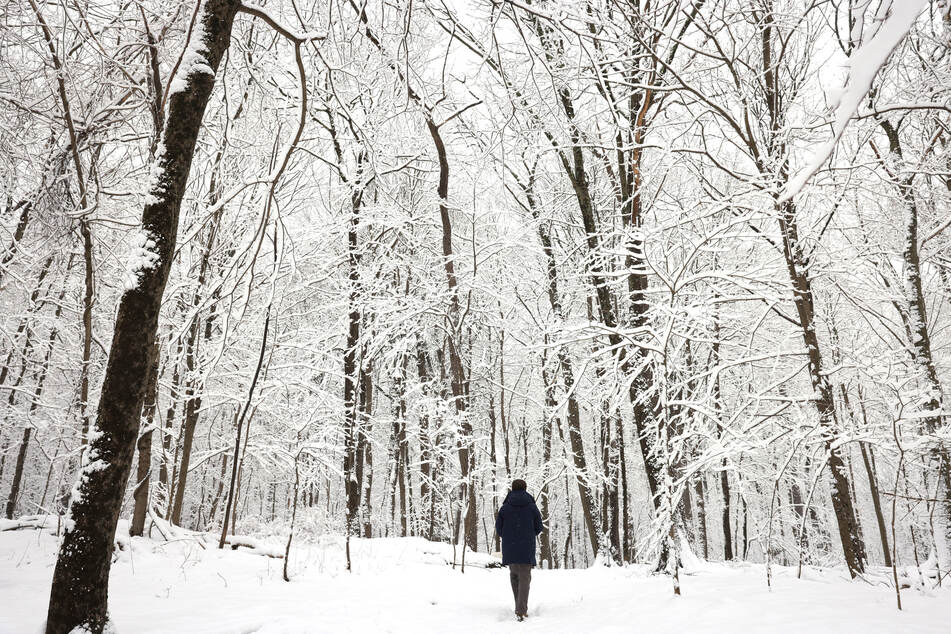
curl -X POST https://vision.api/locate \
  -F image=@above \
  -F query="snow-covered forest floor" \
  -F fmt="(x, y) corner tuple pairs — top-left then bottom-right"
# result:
(2, 524), (948, 634)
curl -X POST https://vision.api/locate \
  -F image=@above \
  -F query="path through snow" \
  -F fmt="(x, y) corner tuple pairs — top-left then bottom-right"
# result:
(1, 527), (948, 633)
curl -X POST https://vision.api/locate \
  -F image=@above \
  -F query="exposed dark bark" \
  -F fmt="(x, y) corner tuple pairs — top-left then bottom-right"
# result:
(538, 349), (555, 568)
(159, 337), (183, 511)
(720, 462), (734, 561)
(425, 117), (477, 551)
(359, 360), (374, 538)
(694, 476), (708, 560)
(416, 342), (434, 541)
(4, 428), (32, 519)
(343, 169), (366, 550)
(0, 200), (31, 280)
(776, 197), (866, 577)
(170, 203), (222, 526)
(46, 4), (240, 630)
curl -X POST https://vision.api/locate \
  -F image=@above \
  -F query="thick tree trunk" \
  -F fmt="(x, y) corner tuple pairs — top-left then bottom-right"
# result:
(46, 4), (240, 631)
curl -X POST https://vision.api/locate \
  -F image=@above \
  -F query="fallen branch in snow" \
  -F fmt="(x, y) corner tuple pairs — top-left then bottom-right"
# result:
(147, 507), (175, 542)
(221, 534), (284, 558)
(0, 515), (54, 531)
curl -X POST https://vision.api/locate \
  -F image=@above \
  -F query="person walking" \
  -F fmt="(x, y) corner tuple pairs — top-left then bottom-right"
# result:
(495, 479), (543, 621)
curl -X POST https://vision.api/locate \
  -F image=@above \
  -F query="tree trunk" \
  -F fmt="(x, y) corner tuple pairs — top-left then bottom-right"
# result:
(539, 350), (555, 567)
(4, 428), (32, 519)
(46, 4), (240, 630)
(416, 342), (433, 540)
(878, 119), (951, 569)
(779, 200), (866, 577)
(159, 337), (183, 512)
(758, 7), (865, 576)
(219, 310), (270, 548)
(359, 361), (374, 538)
(342, 155), (366, 550)
(518, 169), (600, 556)
(130, 343), (161, 536)
(5, 267), (68, 519)
(425, 117), (477, 551)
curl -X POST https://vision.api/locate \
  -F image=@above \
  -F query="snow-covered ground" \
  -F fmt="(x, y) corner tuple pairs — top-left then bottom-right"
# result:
(1, 524), (948, 634)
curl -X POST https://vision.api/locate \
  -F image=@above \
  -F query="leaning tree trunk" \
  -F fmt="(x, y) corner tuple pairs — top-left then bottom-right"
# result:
(46, 3), (240, 631)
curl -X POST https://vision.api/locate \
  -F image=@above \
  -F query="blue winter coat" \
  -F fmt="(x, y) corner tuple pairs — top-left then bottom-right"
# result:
(495, 490), (543, 566)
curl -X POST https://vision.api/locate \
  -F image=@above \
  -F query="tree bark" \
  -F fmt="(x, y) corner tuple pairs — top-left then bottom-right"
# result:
(46, 4), (240, 630)
(517, 167), (601, 556)
(877, 119), (951, 568)
(130, 343), (161, 536)
(759, 7), (865, 577)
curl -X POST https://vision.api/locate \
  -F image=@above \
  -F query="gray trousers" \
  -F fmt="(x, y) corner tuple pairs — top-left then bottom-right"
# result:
(509, 564), (532, 615)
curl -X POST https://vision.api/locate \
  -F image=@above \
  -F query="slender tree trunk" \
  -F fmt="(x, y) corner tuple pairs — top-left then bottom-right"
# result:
(757, 7), (865, 576)
(695, 476), (708, 560)
(130, 343), (160, 536)
(539, 350), (555, 567)
(712, 302), (734, 561)
(416, 343), (433, 540)
(877, 120), (951, 568)
(518, 169), (601, 556)
(219, 310), (270, 548)
(207, 442), (231, 526)
(425, 117), (477, 551)
(359, 361), (374, 538)
(5, 428), (32, 519)
(341, 155), (367, 557)
(4, 265), (68, 519)
(855, 389), (892, 566)
(159, 338), (182, 511)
